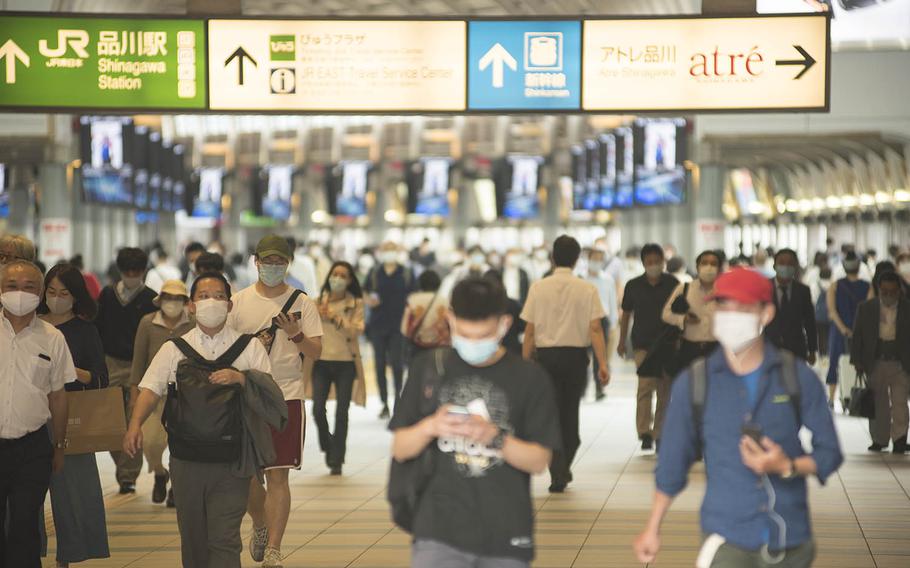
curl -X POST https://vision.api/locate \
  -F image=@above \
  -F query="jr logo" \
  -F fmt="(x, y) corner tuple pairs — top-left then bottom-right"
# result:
(39, 29), (89, 58)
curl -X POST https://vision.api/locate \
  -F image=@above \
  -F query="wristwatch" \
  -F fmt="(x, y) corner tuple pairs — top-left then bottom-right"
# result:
(490, 429), (506, 450)
(54, 439), (68, 450)
(780, 458), (798, 479)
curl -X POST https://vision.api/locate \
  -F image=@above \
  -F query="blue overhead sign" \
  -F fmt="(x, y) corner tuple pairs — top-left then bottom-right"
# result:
(468, 20), (581, 111)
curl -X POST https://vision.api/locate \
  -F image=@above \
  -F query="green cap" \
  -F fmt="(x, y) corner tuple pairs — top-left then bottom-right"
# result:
(256, 235), (293, 262)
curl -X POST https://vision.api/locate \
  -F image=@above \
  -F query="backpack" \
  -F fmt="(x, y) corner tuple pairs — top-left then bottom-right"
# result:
(162, 334), (254, 463)
(690, 350), (802, 452)
(814, 284), (829, 324)
(387, 348), (450, 533)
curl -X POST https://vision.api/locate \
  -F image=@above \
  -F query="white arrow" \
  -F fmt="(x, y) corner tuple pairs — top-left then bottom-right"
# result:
(478, 43), (517, 89)
(0, 39), (30, 84)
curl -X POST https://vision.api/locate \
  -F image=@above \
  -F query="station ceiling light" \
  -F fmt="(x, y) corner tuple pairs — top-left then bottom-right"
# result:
(311, 210), (329, 224)
(875, 191), (893, 204)
(859, 193), (876, 206)
(894, 190), (910, 202)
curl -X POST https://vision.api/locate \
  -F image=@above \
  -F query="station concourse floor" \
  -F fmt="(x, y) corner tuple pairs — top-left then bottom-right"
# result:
(42, 358), (910, 568)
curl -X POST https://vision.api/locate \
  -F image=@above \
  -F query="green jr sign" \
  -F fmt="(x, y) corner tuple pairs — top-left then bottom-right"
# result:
(0, 16), (206, 109)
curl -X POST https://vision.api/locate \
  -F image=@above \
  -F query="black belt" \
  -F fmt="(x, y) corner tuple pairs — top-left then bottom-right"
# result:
(0, 425), (47, 448)
(877, 340), (900, 361)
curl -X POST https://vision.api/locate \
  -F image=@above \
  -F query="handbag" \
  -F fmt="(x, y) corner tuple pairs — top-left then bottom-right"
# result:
(64, 387), (128, 455)
(405, 293), (446, 349)
(847, 371), (876, 419)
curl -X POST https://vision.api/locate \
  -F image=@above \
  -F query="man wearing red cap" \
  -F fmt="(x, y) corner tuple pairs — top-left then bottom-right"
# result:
(634, 268), (843, 567)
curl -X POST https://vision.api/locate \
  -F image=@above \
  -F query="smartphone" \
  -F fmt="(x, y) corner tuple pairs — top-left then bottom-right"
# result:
(447, 405), (470, 420)
(742, 423), (763, 445)
(273, 312), (302, 325)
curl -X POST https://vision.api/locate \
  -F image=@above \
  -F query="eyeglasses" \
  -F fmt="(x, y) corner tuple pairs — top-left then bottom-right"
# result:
(0, 253), (26, 264)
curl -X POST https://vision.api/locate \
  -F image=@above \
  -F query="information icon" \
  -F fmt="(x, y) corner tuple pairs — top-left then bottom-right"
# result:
(270, 68), (295, 94)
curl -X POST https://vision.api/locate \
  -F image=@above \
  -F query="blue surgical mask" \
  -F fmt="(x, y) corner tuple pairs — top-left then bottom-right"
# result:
(452, 324), (505, 365)
(259, 264), (287, 287)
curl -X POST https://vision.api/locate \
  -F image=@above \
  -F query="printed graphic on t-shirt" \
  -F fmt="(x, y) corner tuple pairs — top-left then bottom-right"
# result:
(436, 375), (512, 478)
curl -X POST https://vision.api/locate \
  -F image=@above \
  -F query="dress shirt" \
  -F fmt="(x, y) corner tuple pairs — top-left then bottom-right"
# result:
(521, 268), (605, 348)
(138, 325), (272, 398)
(881, 303), (897, 341)
(662, 281), (717, 343)
(657, 343), (843, 553)
(0, 311), (76, 439)
(586, 273), (619, 329)
(503, 267), (522, 302)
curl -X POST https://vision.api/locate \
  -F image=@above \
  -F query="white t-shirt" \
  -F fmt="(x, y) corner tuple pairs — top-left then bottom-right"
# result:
(228, 285), (323, 400)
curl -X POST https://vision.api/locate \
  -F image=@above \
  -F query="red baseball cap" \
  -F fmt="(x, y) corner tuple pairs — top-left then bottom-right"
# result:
(709, 268), (773, 305)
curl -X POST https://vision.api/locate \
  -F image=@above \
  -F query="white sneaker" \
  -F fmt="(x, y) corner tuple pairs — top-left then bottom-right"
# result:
(249, 525), (269, 562)
(262, 546), (284, 568)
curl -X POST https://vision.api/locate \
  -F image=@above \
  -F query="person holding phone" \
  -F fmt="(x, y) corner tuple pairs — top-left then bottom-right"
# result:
(228, 235), (323, 568)
(634, 268), (843, 568)
(390, 277), (560, 568)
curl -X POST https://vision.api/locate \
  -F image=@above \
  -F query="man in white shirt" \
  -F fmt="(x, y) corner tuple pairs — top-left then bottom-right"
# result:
(521, 236), (610, 493)
(502, 249), (531, 306)
(586, 248), (619, 401)
(124, 272), (282, 568)
(0, 260), (75, 567)
(228, 235), (323, 568)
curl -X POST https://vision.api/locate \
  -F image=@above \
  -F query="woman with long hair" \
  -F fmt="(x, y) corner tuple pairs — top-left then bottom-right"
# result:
(309, 261), (365, 475)
(38, 263), (110, 567)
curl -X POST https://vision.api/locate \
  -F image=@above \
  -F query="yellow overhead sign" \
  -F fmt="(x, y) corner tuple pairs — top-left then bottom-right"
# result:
(207, 20), (467, 112)
(582, 15), (829, 112)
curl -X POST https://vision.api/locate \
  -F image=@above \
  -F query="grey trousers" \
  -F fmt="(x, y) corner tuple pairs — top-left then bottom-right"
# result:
(106, 356), (143, 485)
(711, 540), (815, 568)
(869, 361), (910, 446)
(169, 459), (251, 568)
(411, 539), (530, 568)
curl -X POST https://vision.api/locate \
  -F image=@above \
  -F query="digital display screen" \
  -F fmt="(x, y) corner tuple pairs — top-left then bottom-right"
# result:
(263, 165), (294, 221)
(598, 133), (617, 210)
(171, 145), (187, 213)
(497, 155), (542, 219)
(614, 127), (634, 208)
(633, 118), (687, 206)
(408, 157), (451, 216)
(0, 164), (8, 218)
(730, 168), (762, 217)
(328, 161), (369, 218)
(80, 116), (134, 206)
(132, 126), (151, 210)
(193, 167), (223, 218)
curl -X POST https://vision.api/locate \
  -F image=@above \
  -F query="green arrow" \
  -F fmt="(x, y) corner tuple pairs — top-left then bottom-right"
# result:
(0, 39), (30, 84)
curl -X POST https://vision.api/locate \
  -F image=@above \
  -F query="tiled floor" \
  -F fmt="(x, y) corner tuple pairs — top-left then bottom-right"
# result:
(42, 360), (910, 567)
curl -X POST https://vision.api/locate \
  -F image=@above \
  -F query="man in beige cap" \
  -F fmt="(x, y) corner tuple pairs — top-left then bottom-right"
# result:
(129, 279), (195, 506)
(229, 235), (323, 568)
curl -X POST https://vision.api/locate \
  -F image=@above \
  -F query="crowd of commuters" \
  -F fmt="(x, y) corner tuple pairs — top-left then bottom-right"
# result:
(1, 229), (909, 568)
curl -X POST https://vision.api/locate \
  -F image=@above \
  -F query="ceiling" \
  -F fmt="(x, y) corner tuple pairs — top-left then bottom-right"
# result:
(51, 0), (702, 16)
(703, 133), (910, 168)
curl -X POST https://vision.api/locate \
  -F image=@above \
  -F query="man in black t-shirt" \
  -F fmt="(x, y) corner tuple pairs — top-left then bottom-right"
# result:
(619, 243), (679, 452)
(390, 277), (560, 568)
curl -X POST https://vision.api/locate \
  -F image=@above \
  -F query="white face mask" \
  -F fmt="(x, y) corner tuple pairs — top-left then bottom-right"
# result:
(713, 311), (763, 354)
(193, 299), (229, 328)
(379, 251), (398, 265)
(899, 262), (910, 277)
(1, 291), (41, 317)
(504, 255), (522, 269)
(46, 295), (74, 316)
(645, 264), (663, 279)
(160, 300), (186, 319)
(698, 266), (719, 284)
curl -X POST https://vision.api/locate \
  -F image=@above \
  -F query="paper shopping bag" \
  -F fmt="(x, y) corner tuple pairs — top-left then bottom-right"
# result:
(64, 387), (127, 455)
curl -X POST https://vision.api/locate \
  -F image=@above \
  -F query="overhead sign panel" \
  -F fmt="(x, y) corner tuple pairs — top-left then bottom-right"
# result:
(208, 20), (467, 111)
(582, 15), (828, 112)
(0, 16), (206, 109)
(468, 20), (581, 110)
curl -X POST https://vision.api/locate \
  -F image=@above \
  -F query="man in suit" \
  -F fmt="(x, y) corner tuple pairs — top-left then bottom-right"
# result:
(851, 271), (910, 454)
(765, 249), (818, 364)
